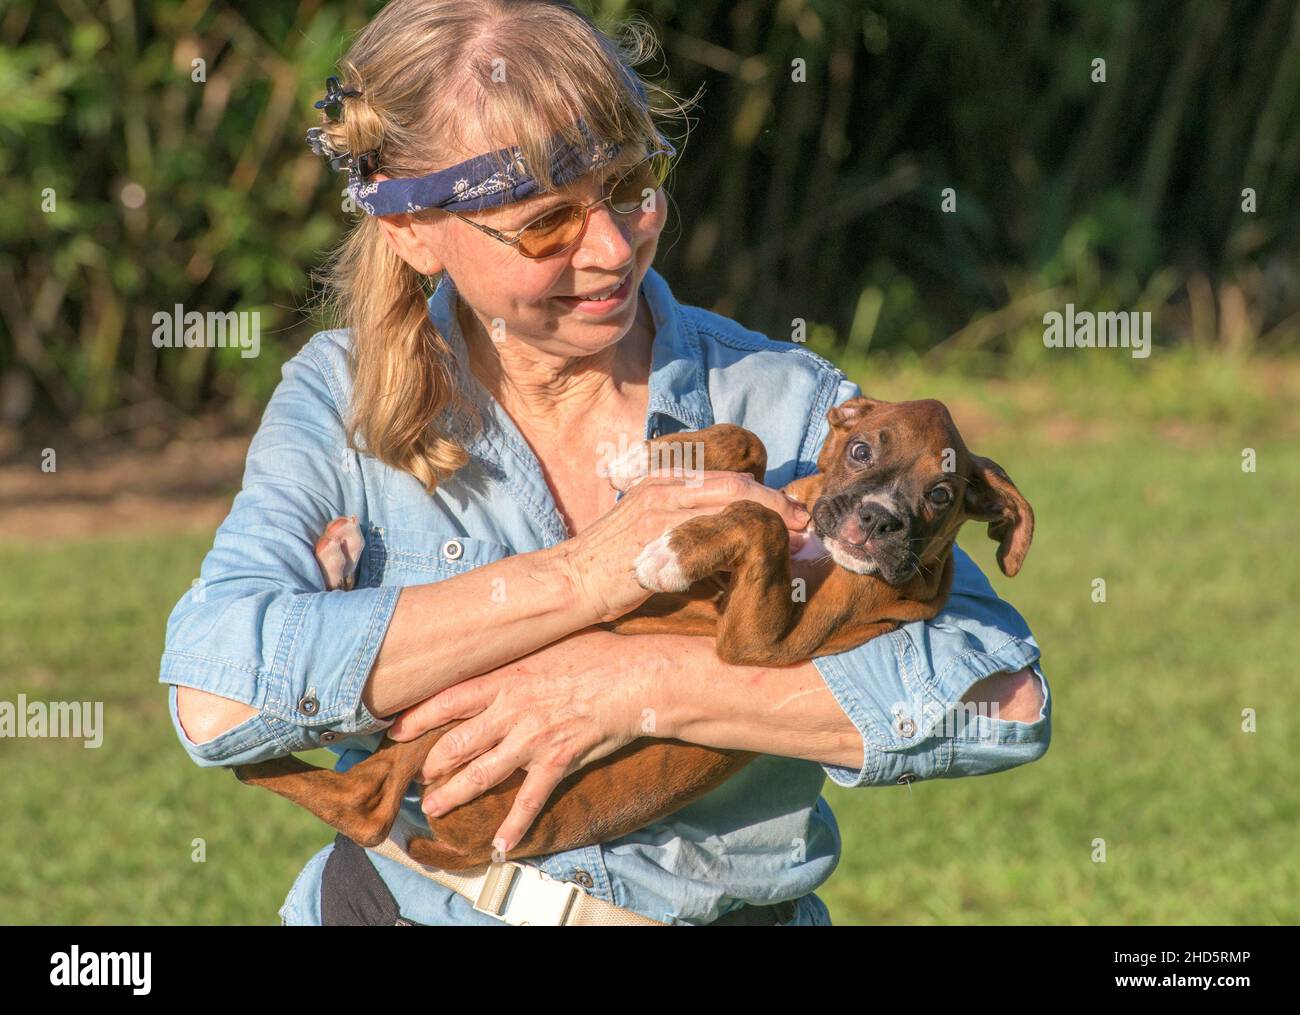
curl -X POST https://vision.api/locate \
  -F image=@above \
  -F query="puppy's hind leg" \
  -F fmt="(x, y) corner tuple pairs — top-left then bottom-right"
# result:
(234, 727), (447, 847)
(607, 424), (768, 489)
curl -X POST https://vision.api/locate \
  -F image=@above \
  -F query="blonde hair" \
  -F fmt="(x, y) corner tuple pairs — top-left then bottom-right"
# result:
(312, 0), (693, 492)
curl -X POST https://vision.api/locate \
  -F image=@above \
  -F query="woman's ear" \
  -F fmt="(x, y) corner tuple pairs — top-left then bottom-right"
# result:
(963, 455), (1034, 576)
(372, 186), (445, 275)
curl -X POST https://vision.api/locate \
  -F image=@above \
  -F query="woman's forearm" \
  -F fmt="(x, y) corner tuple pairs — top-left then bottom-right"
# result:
(361, 544), (596, 718)
(635, 634), (867, 769)
(639, 634), (1043, 769)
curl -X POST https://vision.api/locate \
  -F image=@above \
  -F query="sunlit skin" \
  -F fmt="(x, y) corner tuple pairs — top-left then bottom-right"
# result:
(382, 160), (661, 386)
(176, 121), (1043, 855)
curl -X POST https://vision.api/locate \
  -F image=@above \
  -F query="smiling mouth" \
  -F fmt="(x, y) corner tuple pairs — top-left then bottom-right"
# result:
(554, 270), (634, 311)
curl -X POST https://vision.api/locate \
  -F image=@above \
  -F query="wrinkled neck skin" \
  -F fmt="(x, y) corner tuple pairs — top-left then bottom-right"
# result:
(783, 472), (956, 606)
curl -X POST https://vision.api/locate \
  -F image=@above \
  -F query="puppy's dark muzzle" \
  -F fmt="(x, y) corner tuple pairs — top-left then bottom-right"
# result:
(813, 493), (915, 582)
(810, 491), (855, 540)
(849, 504), (904, 544)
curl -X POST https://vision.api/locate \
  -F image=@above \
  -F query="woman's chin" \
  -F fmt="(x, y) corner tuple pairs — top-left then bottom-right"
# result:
(546, 297), (644, 351)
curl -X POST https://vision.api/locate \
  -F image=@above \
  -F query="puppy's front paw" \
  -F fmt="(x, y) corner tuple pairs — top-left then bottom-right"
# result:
(604, 439), (650, 491)
(634, 530), (691, 592)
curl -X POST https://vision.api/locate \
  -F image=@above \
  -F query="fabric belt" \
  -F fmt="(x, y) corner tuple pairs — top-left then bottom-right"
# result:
(368, 834), (664, 926)
(321, 832), (795, 926)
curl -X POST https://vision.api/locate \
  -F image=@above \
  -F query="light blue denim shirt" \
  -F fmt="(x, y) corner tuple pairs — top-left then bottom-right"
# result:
(160, 265), (1051, 926)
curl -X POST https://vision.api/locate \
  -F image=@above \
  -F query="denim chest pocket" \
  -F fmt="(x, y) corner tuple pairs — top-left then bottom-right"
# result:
(360, 524), (513, 586)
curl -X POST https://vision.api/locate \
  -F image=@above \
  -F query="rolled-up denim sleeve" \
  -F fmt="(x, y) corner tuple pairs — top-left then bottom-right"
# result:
(813, 545), (1050, 787)
(159, 334), (399, 768)
(804, 376), (1051, 788)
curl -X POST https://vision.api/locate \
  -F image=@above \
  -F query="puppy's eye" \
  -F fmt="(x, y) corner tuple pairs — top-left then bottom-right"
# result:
(848, 441), (870, 464)
(928, 486), (953, 507)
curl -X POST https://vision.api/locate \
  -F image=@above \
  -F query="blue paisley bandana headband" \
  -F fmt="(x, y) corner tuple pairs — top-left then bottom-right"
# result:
(307, 75), (664, 218)
(351, 120), (629, 217)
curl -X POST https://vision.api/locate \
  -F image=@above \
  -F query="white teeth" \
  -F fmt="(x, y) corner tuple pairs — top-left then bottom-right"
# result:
(575, 275), (627, 301)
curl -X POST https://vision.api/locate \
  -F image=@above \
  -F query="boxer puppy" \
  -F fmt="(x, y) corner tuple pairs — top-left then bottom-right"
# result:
(609, 396), (1033, 663)
(234, 396), (1032, 870)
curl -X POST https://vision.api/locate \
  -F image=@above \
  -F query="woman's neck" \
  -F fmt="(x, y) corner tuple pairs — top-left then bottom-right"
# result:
(459, 295), (655, 441)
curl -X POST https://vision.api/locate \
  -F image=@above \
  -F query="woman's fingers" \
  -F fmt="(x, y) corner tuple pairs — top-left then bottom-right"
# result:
(389, 678), (498, 741)
(562, 467), (811, 622)
(659, 471), (810, 530)
(421, 737), (521, 818)
(418, 712), (501, 785)
(490, 763), (568, 856)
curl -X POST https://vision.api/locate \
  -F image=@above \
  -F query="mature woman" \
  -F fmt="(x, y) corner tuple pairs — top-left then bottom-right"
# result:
(161, 0), (1049, 926)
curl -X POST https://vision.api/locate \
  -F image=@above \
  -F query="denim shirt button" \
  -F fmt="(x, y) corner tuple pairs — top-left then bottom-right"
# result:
(442, 539), (464, 561)
(895, 716), (917, 738)
(320, 731), (341, 743)
(650, 426), (661, 439)
(573, 869), (595, 889)
(299, 694), (320, 716)
(897, 772), (917, 786)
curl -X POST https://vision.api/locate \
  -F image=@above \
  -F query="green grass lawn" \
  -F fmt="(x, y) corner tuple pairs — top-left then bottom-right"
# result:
(2, 364), (1297, 924)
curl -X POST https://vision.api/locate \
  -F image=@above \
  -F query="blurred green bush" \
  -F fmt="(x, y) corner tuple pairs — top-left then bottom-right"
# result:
(1, 0), (1297, 431)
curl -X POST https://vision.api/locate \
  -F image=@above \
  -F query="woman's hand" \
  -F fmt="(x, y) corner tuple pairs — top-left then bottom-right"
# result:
(387, 629), (660, 856)
(559, 471), (811, 623)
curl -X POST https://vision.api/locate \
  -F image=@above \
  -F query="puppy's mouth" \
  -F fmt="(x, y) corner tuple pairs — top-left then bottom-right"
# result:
(810, 510), (918, 585)
(820, 534), (876, 573)
(820, 535), (918, 581)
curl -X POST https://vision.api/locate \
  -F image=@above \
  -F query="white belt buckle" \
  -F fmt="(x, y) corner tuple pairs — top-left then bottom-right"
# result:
(473, 861), (582, 926)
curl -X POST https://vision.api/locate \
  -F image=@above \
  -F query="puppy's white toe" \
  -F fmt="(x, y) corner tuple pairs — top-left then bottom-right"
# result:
(634, 531), (690, 592)
(606, 439), (650, 491)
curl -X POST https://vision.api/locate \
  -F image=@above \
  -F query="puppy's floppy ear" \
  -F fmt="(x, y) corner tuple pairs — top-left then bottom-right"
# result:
(826, 396), (884, 431)
(964, 456), (1034, 577)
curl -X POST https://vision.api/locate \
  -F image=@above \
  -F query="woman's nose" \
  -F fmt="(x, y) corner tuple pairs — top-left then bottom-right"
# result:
(570, 200), (637, 267)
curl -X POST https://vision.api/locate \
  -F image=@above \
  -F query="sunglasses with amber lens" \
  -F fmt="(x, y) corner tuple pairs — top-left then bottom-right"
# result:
(439, 147), (673, 259)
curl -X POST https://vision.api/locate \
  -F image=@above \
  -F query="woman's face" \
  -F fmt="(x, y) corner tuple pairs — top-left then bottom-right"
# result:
(377, 144), (668, 361)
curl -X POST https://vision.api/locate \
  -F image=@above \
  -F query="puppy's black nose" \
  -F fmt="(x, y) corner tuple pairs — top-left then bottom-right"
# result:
(857, 504), (904, 540)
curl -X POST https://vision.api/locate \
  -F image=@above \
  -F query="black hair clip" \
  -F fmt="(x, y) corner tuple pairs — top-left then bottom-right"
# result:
(307, 77), (380, 183)
(314, 75), (361, 122)
(306, 126), (336, 160)
(343, 148), (380, 180)
(306, 127), (380, 183)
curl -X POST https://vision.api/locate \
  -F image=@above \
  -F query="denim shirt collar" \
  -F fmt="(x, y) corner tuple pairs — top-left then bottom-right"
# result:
(425, 265), (716, 448)
(639, 267), (716, 431)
